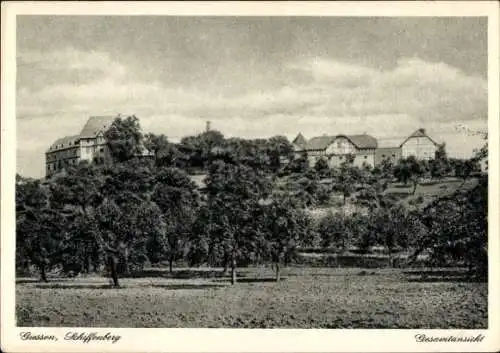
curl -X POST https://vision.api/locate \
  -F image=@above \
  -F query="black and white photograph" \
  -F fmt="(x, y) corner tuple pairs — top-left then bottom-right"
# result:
(1, 1), (499, 353)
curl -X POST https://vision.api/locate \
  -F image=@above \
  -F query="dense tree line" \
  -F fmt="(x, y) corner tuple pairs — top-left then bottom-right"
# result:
(16, 116), (488, 286)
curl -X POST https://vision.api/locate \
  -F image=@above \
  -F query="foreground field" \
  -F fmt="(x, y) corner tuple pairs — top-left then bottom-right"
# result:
(16, 267), (487, 328)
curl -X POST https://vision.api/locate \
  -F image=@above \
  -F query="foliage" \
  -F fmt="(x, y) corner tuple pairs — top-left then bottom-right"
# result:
(201, 160), (272, 283)
(415, 173), (487, 277)
(260, 198), (313, 280)
(104, 115), (144, 163)
(314, 158), (330, 178)
(331, 154), (363, 204)
(151, 167), (199, 271)
(16, 115), (488, 287)
(393, 156), (425, 194)
(16, 180), (67, 281)
(144, 133), (184, 168)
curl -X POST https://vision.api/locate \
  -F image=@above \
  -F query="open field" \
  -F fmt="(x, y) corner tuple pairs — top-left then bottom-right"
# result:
(16, 267), (487, 328)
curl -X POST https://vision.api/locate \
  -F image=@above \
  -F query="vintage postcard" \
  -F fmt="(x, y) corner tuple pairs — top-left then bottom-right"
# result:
(1, 1), (499, 352)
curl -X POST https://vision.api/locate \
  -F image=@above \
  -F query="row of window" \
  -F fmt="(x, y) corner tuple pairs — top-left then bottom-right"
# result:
(47, 148), (79, 160)
(47, 158), (79, 172)
(310, 155), (371, 162)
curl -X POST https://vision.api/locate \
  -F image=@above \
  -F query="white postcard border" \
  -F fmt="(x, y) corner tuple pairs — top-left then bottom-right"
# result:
(2, 2), (499, 352)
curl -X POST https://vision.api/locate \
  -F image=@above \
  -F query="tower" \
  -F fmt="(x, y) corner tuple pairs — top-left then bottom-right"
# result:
(206, 121), (211, 132)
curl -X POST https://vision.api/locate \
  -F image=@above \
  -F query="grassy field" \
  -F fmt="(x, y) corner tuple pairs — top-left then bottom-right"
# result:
(16, 266), (487, 328)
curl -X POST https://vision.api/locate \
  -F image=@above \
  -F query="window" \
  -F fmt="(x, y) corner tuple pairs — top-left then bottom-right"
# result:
(364, 155), (367, 159)
(382, 154), (386, 158)
(392, 154), (396, 157)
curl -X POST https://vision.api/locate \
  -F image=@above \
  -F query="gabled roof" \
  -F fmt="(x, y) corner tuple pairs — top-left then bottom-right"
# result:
(79, 116), (117, 138)
(304, 135), (336, 151)
(292, 133), (307, 148)
(343, 134), (378, 149)
(47, 135), (80, 152)
(400, 128), (439, 147)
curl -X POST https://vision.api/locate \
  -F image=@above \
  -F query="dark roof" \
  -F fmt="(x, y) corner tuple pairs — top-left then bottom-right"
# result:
(400, 128), (439, 147)
(302, 133), (378, 151)
(292, 133), (307, 148)
(47, 135), (80, 152)
(304, 135), (336, 150)
(342, 134), (378, 149)
(79, 116), (116, 138)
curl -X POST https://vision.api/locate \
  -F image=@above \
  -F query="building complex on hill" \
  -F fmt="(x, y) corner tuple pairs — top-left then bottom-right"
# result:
(47, 116), (441, 177)
(45, 115), (152, 177)
(292, 128), (440, 168)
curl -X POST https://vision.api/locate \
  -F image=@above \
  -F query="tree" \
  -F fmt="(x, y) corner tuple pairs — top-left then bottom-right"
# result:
(60, 213), (101, 275)
(101, 159), (154, 206)
(314, 158), (330, 178)
(16, 180), (66, 281)
(372, 206), (422, 263)
(287, 152), (309, 175)
(414, 173), (487, 277)
(93, 198), (160, 286)
(454, 158), (477, 188)
(93, 199), (123, 286)
(434, 143), (448, 161)
(393, 156), (425, 194)
(119, 201), (165, 274)
(429, 144), (451, 181)
(296, 170), (321, 207)
(144, 133), (182, 168)
(151, 167), (199, 272)
(332, 154), (362, 205)
(266, 136), (294, 172)
(180, 130), (225, 170)
(49, 161), (104, 216)
(262, 198), (312, 281)
(203, 160), (272, 284)
(104, 115), (144, 163)
(317, 211), (351, 252)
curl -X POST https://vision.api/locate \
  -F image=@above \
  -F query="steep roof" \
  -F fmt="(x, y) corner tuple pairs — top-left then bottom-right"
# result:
(344, 134), (378, 149)
(79, 116), (117, 138)
(47, 135), (80, 152)
(400, 128), (439, 147)
(303, 133), (378, 151)
(304, 135), (336, 151)
(292, 133), (307, 148)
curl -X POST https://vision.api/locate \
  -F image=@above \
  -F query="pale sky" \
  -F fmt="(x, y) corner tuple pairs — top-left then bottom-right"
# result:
(16, 16), (488, 178)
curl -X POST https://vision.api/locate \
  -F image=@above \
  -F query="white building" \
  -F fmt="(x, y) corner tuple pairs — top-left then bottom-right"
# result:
(292, 133), (378, 168)
(400, 128), (440, 160)
(45, 115), (153, 177)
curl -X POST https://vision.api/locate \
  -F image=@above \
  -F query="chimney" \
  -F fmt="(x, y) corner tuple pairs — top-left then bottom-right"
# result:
(206, 121), (211, 132)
